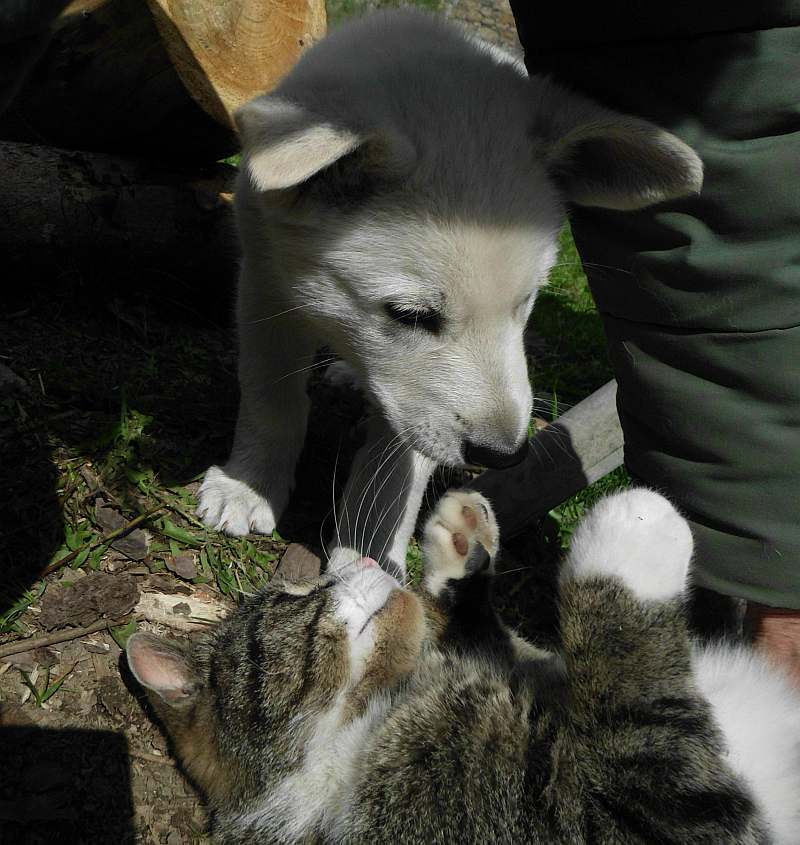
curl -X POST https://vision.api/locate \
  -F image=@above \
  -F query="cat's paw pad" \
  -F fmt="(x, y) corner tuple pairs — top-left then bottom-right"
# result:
(197, 465), (279, 536)
(421, 490), (498, 595)
(564, 488), (693, 601)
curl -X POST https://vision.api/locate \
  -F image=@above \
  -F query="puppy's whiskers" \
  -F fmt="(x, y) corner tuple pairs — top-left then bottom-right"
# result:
(354, 434), (413, 562)
(243, 303), (313, 324)
(272, 357), (338, 384)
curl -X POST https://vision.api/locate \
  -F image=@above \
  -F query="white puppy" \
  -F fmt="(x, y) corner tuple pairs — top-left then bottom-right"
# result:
(197, 10), (702, 570)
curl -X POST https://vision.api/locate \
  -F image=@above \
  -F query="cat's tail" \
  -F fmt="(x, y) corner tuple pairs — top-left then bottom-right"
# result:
(692, 642), (800, 845)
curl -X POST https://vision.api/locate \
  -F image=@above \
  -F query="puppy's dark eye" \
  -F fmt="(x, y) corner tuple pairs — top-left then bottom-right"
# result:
(384, 302), (443, 333)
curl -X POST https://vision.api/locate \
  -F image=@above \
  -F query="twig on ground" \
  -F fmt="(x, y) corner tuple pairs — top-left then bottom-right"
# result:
(57, 480), (80, 509)
(151, 490), (206, 529)
(42, 505), (165, 577)
(0, 616), (131, 660)
(128, 748), (176, 767)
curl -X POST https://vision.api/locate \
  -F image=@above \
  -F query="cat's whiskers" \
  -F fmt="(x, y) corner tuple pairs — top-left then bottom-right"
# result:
(372, 455), (417, 574)
(333, 429), (403, 561)
(332, 423), (413, 565)
(358, 407), (462, 589)
(547, 259), (633, 277)
(318, 445), (373, 606)
(355, 436), (415, 563)
(493, 566), (530, 577)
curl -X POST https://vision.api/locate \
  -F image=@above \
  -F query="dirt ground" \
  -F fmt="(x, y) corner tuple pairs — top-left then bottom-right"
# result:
(0, 4), (564, 844)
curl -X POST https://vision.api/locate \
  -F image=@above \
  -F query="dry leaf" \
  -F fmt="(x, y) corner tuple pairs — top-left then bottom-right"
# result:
(165, 553), (197, 581)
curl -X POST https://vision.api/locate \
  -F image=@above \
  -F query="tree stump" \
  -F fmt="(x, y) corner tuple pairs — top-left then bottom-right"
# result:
(147, 0), (326, 128)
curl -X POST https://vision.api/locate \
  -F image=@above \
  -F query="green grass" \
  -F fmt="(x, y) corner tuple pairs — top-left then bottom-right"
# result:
(20, 663), (76, 708)
(404, 537), (424, 586)
(530, 227), (616, 410)
(50, 396), (283, 597)
(0, 584), (45, 636)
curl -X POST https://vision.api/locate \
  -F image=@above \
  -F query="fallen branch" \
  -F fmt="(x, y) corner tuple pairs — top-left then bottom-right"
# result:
(42, 505), (165, 577)
(470, 380), (624, 537)
(128, 748), (176, 767)
(0, 616), (131, 661)
(134, 592), (231, 632)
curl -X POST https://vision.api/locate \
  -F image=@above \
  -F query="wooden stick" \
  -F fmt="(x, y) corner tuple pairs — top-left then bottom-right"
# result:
(0, 616), (131, 661)
(128, 748), (176, 767)
(470, 380), (624, 538)
(42, 505), (165, 577)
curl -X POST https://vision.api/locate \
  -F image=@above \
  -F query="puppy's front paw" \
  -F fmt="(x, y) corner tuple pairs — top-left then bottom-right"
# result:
(421, 490), (498, 596)
(563, 488), (693, 602)
(197, 465), (281, 536)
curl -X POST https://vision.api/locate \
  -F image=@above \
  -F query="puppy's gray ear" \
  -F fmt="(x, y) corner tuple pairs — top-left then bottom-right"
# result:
(235, 96), (362, 190)
(126, 632), (199, 708)
(236, 96), (415, 191)
(534, 81), (703, 210)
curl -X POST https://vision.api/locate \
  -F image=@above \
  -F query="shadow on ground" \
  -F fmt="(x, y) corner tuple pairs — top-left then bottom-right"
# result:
(0, 723), (136, 843)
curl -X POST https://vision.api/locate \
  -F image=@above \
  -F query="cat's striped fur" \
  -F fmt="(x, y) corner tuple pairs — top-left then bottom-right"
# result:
(127, 489), (800, 843)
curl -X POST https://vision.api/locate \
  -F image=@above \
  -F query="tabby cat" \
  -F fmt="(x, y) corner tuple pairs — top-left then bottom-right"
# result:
(127, 489), (800, 843)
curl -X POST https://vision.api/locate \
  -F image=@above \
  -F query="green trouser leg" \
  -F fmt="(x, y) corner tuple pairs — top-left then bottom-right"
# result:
(513, 16), (800, 607)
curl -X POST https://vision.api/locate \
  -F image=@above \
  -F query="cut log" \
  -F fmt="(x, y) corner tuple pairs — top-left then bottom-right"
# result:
(0, 0), (325, 161)
(0, 140), (238, 289)
(147, 0), (327, 127)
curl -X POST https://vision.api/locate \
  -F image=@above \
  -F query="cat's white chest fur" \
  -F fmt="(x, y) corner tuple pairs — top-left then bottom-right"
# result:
(235, 692), (390, 843)
(693, 644), (800, 845)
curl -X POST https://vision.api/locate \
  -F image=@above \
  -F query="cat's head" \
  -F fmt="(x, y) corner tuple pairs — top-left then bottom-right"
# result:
(125, 554), (423, 817)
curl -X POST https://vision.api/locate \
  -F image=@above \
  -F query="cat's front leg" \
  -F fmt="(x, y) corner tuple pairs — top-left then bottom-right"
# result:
(421, 489), (499, 595)
(418, 490), (516, 657)
(559, 490), (763, 842)
(561, 487), (693, 603)
(559, 488), (695, 703)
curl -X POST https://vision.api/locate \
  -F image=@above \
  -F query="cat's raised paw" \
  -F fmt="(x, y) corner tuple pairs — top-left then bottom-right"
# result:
(562, 488), (693, 602)
(421, 490), (499, 596)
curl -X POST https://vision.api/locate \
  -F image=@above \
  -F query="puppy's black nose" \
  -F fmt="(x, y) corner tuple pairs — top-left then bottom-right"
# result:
(463, 439), (529, 469)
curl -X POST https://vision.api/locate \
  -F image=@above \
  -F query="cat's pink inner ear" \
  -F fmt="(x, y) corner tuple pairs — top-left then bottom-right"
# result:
(127, 633), (196, 705)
